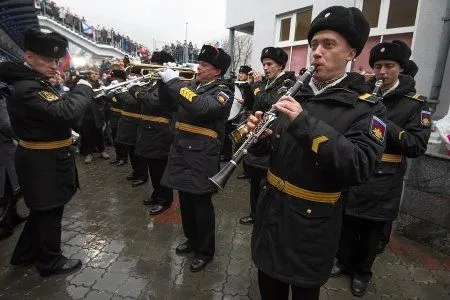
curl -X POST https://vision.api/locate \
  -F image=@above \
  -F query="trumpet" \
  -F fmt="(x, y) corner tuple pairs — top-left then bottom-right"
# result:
(209, 65), (316, 190)
(93, 73), (152, 98)
(125, 62), (196, 81)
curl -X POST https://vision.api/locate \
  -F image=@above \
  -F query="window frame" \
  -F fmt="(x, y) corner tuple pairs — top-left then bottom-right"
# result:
(275, 7), (312, 48)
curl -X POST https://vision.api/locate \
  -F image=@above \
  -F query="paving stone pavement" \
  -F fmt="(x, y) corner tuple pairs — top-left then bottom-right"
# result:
(0, 148), (449, 299)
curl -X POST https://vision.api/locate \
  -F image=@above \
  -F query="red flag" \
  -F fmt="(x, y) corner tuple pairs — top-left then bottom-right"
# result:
(58, 52), (71, 72)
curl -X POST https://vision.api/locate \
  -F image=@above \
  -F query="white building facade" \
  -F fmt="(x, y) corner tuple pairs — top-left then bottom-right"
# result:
(226, 0), (450, 118)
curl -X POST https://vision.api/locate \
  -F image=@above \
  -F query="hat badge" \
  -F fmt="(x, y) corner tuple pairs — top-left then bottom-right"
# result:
(265, 49), (269, 54)
(325, 12), (331, 18)
(380, 47), (385, 53)
(53, 46), (59, 53)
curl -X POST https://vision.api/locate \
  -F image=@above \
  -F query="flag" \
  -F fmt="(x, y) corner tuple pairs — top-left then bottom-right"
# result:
(58, 52), (71, 72)
(82, 21), (94, 35)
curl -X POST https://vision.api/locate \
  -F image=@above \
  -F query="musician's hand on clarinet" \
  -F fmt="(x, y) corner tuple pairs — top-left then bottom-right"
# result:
(273, 96), (303, 122)
(244, 111), (273, 137)
(251, 71), (263, 83)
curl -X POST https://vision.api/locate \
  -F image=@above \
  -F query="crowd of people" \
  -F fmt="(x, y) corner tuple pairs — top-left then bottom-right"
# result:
(35, 0), (150, 57)
(0, 5), (433, 300)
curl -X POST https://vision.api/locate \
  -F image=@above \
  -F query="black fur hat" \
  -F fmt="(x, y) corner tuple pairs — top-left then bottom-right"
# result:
(111, 69), (127, 80)
(260, 47), (288, 68)
(369, 41), (411, 68)
(402, 60), (418, 77)
(198, 45), (231, 75)
(307, 6), (369, 57)
(151, 51), (175, 65)
(24, 28), (68, 58)
(239, 65), (252, 74)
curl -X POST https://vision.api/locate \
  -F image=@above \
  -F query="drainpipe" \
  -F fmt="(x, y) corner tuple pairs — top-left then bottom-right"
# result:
(227, 28), (235, 78)
(428, 3), (450, 116)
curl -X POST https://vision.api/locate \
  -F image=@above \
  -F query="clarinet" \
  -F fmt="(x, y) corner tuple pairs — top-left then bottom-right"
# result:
(209, 65), (316, 190)
(372, 79), (383, 96)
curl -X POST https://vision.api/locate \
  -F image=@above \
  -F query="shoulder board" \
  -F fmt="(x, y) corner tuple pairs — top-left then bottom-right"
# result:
(405, 92), (427, 102)
(358, 93), (381, 104)
(218, 84), (229, 89)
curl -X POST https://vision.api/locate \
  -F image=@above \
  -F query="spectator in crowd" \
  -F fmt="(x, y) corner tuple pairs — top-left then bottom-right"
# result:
(80, 67), (109, 163)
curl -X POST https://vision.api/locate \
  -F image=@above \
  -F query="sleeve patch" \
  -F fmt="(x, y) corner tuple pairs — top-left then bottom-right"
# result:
(38, 90), (59, 101)
(216, 91), (230, 104)
(420, 111), (431, 126)
(370, 115), (386, 143)
(311, 136), (329, 154)
(253, 87), (261, 95)
(180, 87), (197, 102)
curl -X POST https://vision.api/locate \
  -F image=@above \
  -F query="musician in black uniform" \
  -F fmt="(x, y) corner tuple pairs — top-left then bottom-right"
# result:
(377, 57), (419, 253)
(333, 41), (431, 297)
(245, 7), (387, 299)
(129, 51), (175, 215)
(221, 65), (253, 163)
(232, 65), (253, 180)
(0, 82), (26, 240)
(80, 66), (110, 163)
(158, 45), (232, 272)
(0, 28), (93, 276)
(115, 72), (148, 187)
(106, 69), (128, 165)
(239, 47), (296, 226)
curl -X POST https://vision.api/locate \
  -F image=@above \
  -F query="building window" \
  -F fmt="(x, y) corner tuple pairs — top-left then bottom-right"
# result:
(294, 8), (312, 41)
(279, 18), (291, 42)
(387, 0), (418, 28)
(362, 0), (381, 28)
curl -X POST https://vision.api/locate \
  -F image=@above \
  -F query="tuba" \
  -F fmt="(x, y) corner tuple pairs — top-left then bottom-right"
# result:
(209, 65), (316, 190)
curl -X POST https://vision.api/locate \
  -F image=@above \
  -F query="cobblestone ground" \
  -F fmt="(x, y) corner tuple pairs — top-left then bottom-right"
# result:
(0, 148), (449, 299)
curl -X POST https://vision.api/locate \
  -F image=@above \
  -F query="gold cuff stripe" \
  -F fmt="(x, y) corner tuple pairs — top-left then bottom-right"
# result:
(381, 153), (403, 163)
(267, 170), (341, 203)
(175, 122), (218, 139)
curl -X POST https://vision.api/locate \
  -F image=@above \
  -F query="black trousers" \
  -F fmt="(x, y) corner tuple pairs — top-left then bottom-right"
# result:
(111, 127), (128, 160)
(80, 118), (105, 155)
(258, 270), (320, 300)
(145, 157), (172, 206)
(380, 220), (393, 246)
(248, 166), (267, 217)
(221, 121), (234, 160)
(126, 145), (147, 179)
(178, 191), (215, 259)
(0, 175), (16, 230)
(336, 214), (385, 279)
(11, 206), (64, 271)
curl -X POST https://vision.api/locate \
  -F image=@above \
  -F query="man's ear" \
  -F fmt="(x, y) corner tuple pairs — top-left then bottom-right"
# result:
(347, 48), (357, 62)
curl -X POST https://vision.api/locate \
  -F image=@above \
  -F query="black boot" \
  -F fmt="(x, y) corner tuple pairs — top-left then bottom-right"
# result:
(351, 273), (370, 297)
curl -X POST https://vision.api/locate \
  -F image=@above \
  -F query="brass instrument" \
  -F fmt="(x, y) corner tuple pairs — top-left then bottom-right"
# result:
(372, 79), (383, 96)
(93, 73), (152, 98)
(209, 65), (316, 190)
(125, 62), (196, 81)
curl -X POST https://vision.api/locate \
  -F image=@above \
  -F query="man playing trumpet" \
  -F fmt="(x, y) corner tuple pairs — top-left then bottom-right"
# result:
(157, 45), (233, 272)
